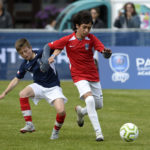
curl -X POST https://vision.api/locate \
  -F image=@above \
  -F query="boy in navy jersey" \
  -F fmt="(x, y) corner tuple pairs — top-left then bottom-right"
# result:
(40, 10), (112, 141)
(0, 38), (67, 140)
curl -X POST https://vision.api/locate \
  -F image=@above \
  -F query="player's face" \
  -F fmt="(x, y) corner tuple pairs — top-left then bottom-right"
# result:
(18, 47), (34, 60)
(76, 23), (92, 38)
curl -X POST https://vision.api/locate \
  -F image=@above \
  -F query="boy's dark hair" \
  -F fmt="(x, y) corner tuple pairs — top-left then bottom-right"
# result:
(72, 10), (92, 31)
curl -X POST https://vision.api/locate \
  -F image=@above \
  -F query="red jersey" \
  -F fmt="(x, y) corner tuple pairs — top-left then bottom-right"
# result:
(48, 32), (104, 83)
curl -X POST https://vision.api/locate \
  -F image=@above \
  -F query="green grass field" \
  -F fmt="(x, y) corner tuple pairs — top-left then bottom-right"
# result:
(0, 81), (150, 150)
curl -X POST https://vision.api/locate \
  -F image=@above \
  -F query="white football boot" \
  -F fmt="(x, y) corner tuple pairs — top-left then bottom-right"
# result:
(75, 105), (84, 127)
(20, 122), (35, 133)
(50, 128), (59, 140)
(96, 132), (104, 141)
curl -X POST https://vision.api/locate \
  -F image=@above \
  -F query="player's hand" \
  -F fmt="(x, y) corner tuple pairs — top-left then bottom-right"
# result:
(48, 55), (55, 64)
(102, 48), (112, 59)
(0, 92), (6, 100)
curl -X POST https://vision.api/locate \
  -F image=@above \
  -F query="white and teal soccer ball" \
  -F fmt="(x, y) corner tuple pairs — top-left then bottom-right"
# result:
(120, 123), (139, 142)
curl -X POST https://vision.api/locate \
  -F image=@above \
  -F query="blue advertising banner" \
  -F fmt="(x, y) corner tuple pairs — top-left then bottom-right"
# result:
(98, 46), (150, 89)
(0, 31), (150, 89)
(0, 47), (71, 80)
(0, 31), (71, 80)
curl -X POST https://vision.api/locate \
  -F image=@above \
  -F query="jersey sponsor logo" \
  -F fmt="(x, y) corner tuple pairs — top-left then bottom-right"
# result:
(109, 53), (130, 83)
(85, 43), (89, 50)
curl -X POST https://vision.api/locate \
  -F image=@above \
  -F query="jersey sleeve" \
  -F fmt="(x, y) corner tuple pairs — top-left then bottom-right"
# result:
(16, 62), (27, 79)
(48, 36), (69, 50)
(91, 34), (104, 52)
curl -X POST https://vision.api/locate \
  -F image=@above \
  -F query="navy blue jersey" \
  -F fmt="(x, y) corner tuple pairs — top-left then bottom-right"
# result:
(16, 49), (60, 88)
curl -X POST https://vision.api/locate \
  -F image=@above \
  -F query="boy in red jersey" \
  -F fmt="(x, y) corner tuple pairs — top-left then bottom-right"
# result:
(40, 10), (112, 141)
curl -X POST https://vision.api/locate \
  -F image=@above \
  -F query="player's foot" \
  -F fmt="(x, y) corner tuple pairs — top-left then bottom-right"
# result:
(50, 128), (59, 140)
(75, 105), (84, 127)
(20, 122), (35, 133)
(96, 132), (104, 142)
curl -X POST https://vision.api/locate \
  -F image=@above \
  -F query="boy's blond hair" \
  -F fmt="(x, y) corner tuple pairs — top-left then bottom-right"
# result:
(15, 38), (31, 52)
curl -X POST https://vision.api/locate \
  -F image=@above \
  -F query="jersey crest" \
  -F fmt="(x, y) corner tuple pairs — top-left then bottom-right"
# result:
(85, 43), (89, 50)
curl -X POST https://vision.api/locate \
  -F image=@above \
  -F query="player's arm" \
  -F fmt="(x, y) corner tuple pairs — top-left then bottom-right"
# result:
(39, 37), (68, 72)
(48, 49), (62, 64)
(38, 43), (62, 72)
(92, 34), (112, 59)
(0, 77), (20, 100)
(38, 44), (51, 72)
(102, 48), (112, 59)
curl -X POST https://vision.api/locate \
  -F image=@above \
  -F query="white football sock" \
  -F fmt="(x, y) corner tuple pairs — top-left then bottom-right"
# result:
(81, 95), (103, 115)
(85, 96), (102, 134)
(81, 97), (103, 115)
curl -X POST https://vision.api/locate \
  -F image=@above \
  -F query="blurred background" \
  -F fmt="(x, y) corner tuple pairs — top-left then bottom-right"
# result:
(1, 0), (150, 89)
(2, 0), (150, 30)
(3, 0), (76, 28)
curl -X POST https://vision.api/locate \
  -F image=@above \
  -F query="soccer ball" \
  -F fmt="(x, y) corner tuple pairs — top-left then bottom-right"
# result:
(120, 123), (139, 142)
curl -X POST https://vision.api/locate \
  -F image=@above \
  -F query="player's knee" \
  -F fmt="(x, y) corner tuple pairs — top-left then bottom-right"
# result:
(83, 92), (92, 100)
(85, 96), (95, 107)
(95, 96), (103, 110)
(19, 90), (26, 98)
(96, 102), (103, 109)
(19, 89), (29, 98)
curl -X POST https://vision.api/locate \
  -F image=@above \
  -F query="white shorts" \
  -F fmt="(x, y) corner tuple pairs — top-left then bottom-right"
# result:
(29, 83), (67, 106)
(74, 80), (103, 100)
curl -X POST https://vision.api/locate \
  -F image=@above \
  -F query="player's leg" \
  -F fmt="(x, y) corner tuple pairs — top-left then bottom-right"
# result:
(75, 81), (103, 116)
(44, 86), (67, 140)
(50, 98), (66, 140)
(83, 92), (104, 141)
(75, 80), (103, 141)
(19, 85), (35, 133)
(89, 81), (104, 141)
(79, 81), (103, 110)
(74, 80), (90, 127)
(19, 83), (47, 133)
(90, 81), (103, 110)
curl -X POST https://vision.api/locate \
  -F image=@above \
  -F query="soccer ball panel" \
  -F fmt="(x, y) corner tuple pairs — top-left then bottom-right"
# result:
(120, 123), (139, 142)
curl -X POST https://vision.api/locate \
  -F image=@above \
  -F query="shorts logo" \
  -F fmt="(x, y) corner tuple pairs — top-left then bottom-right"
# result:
(85, 43), (89, 50)
(109, 53), (130, 83)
